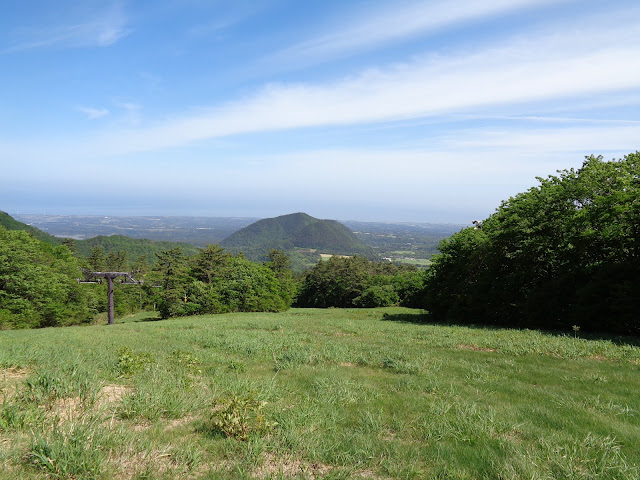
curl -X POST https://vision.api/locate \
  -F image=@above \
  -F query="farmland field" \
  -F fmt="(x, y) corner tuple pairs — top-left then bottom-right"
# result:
(1, 308), (639, 479)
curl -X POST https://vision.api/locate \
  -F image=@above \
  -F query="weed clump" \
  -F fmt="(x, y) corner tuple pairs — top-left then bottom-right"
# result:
(210, 394), (277, 441)
(169, 350), (201, 374)
(116, 347), (153, 377)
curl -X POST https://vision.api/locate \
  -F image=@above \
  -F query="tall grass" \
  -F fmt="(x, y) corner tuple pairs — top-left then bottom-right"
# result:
(1, 308), (639, 478)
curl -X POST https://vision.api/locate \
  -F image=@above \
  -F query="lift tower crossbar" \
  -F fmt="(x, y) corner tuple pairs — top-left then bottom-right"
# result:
(78, 270), (142, 325)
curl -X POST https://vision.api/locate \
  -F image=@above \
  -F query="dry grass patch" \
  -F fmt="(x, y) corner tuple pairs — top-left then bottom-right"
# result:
(0, 367), (29, 403)
(589, 355), (609, 361)
(164, 414), (197, 431)
(253, 452), (333, 479)
(108, 445), (180, 480)
(99, 384), (133, 405)
(48, 396), (85, 422)
(0, 367), (29, 381)
(357, 469), (393, 479)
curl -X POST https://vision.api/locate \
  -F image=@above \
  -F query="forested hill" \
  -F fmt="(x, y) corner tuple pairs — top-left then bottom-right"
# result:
(221, 212), (373, 260)
(0, 211), (61, 246)
(0, 211), (198, 265)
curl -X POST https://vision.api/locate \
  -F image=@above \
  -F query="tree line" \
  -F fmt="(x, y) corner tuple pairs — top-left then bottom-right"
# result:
(1, 153), (638, 334)
(423, 153), (639, 335)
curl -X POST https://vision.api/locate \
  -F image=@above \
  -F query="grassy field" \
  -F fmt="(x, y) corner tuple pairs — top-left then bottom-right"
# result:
(1, 308), (639, 479)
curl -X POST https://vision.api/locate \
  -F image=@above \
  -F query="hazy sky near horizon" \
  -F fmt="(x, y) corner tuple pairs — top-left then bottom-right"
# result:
(1, 0), (639, 223)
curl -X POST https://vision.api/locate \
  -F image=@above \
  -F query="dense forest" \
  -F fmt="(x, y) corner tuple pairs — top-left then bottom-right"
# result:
(1, 153), (638, 334)
(424, 153), (639, 335)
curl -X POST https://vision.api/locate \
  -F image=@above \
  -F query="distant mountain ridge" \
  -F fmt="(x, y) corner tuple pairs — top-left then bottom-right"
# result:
(221, 212), (373, 259)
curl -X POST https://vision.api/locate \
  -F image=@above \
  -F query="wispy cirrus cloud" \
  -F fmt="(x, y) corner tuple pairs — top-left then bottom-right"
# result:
(267, 0), (576, 67)
(3, 3), (130, 53)
(3, 4), (639, 164)
(79, 16), (640, 156)
(76, 106), (110, 120)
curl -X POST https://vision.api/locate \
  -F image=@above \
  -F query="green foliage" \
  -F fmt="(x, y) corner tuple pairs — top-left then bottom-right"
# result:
(116, 347), (154, 377)
(149, 247), (192, 319)
(87, 246), (105, 271)
(76, 235), (199, 266)
(0, 227), (91, 329)
(295, 255), (420, 308)
(149, 245), (293, 319)
(0, 210), (61, 246)
(221, 212), (373, 262)
(265, 249), (297, 306)
(424, 153), (640, 334)
(25, 421), (106, 479)
(210, 394), (277, 441)
(1, 308), (640, 478)
(215, 255), (289, 313)
(353, 284), (399, 307)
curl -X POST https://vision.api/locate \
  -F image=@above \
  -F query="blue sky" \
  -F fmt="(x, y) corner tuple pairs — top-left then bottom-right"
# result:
(1, 0), (639, 223)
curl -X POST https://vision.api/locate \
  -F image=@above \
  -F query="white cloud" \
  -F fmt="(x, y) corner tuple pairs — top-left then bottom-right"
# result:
(76, 106), (110, 120)
(3, 3), (130, 53)
(268, 0), (575, 66)
(76, 20), (639, 156)
(116, 102), (142, 127)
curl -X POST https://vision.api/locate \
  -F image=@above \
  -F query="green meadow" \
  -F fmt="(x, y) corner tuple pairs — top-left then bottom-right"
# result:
(1, 308), (639, 479)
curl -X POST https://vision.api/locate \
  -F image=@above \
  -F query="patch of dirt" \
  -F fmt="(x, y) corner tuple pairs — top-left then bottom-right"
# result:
(457, 344), (496, 352)
(0, 367), (29, 402)
(253, 452), (332, 479)
(357, 469), (392, 478)
(131, 422), (152, 432)
(339, 362), (357, 367)
(0, 367), (29, 381)
(164, 415), (196, 431)
(589, 355), (609, 361)
(108, 446), (176, 480)
(494, 428), (524, 446)
(99, 384), (133, 405)
(49, 396), (84, 422)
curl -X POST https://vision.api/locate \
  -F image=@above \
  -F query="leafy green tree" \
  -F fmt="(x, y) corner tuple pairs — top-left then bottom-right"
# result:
(353, 285), (399, 307)
(191, 244), (232, 284)
(265, 249), (296, 305)
(424, 153), (640, 334)
(295, 255), (418, 308)
(150, 248), (194, 319)
(0, 228), (91, 328)
(218, 256), (288, 312)
(88, 247), (105, 271)
(105, 251), (127, 271)
(61, 238), (77, 255)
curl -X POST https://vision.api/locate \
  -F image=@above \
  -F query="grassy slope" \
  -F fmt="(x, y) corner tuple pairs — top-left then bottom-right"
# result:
(1, 308), (639, 479)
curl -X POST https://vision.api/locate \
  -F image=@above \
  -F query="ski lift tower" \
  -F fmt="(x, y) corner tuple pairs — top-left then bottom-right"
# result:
(78, 270), (143, 325)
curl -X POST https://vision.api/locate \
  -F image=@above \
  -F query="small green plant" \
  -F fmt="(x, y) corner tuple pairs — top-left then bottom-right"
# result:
(169, 350), (201, 374)
(226, 360), (246, 373)
(210, 394), (277, 441)
(116, 347), (153, 377)
(24, 421), (106, 479)
(382, 357), (419, 374)
(572, 325), (581, 337)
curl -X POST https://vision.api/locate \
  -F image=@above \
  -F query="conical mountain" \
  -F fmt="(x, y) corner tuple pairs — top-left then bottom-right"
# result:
(220, 212), (372, 259)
